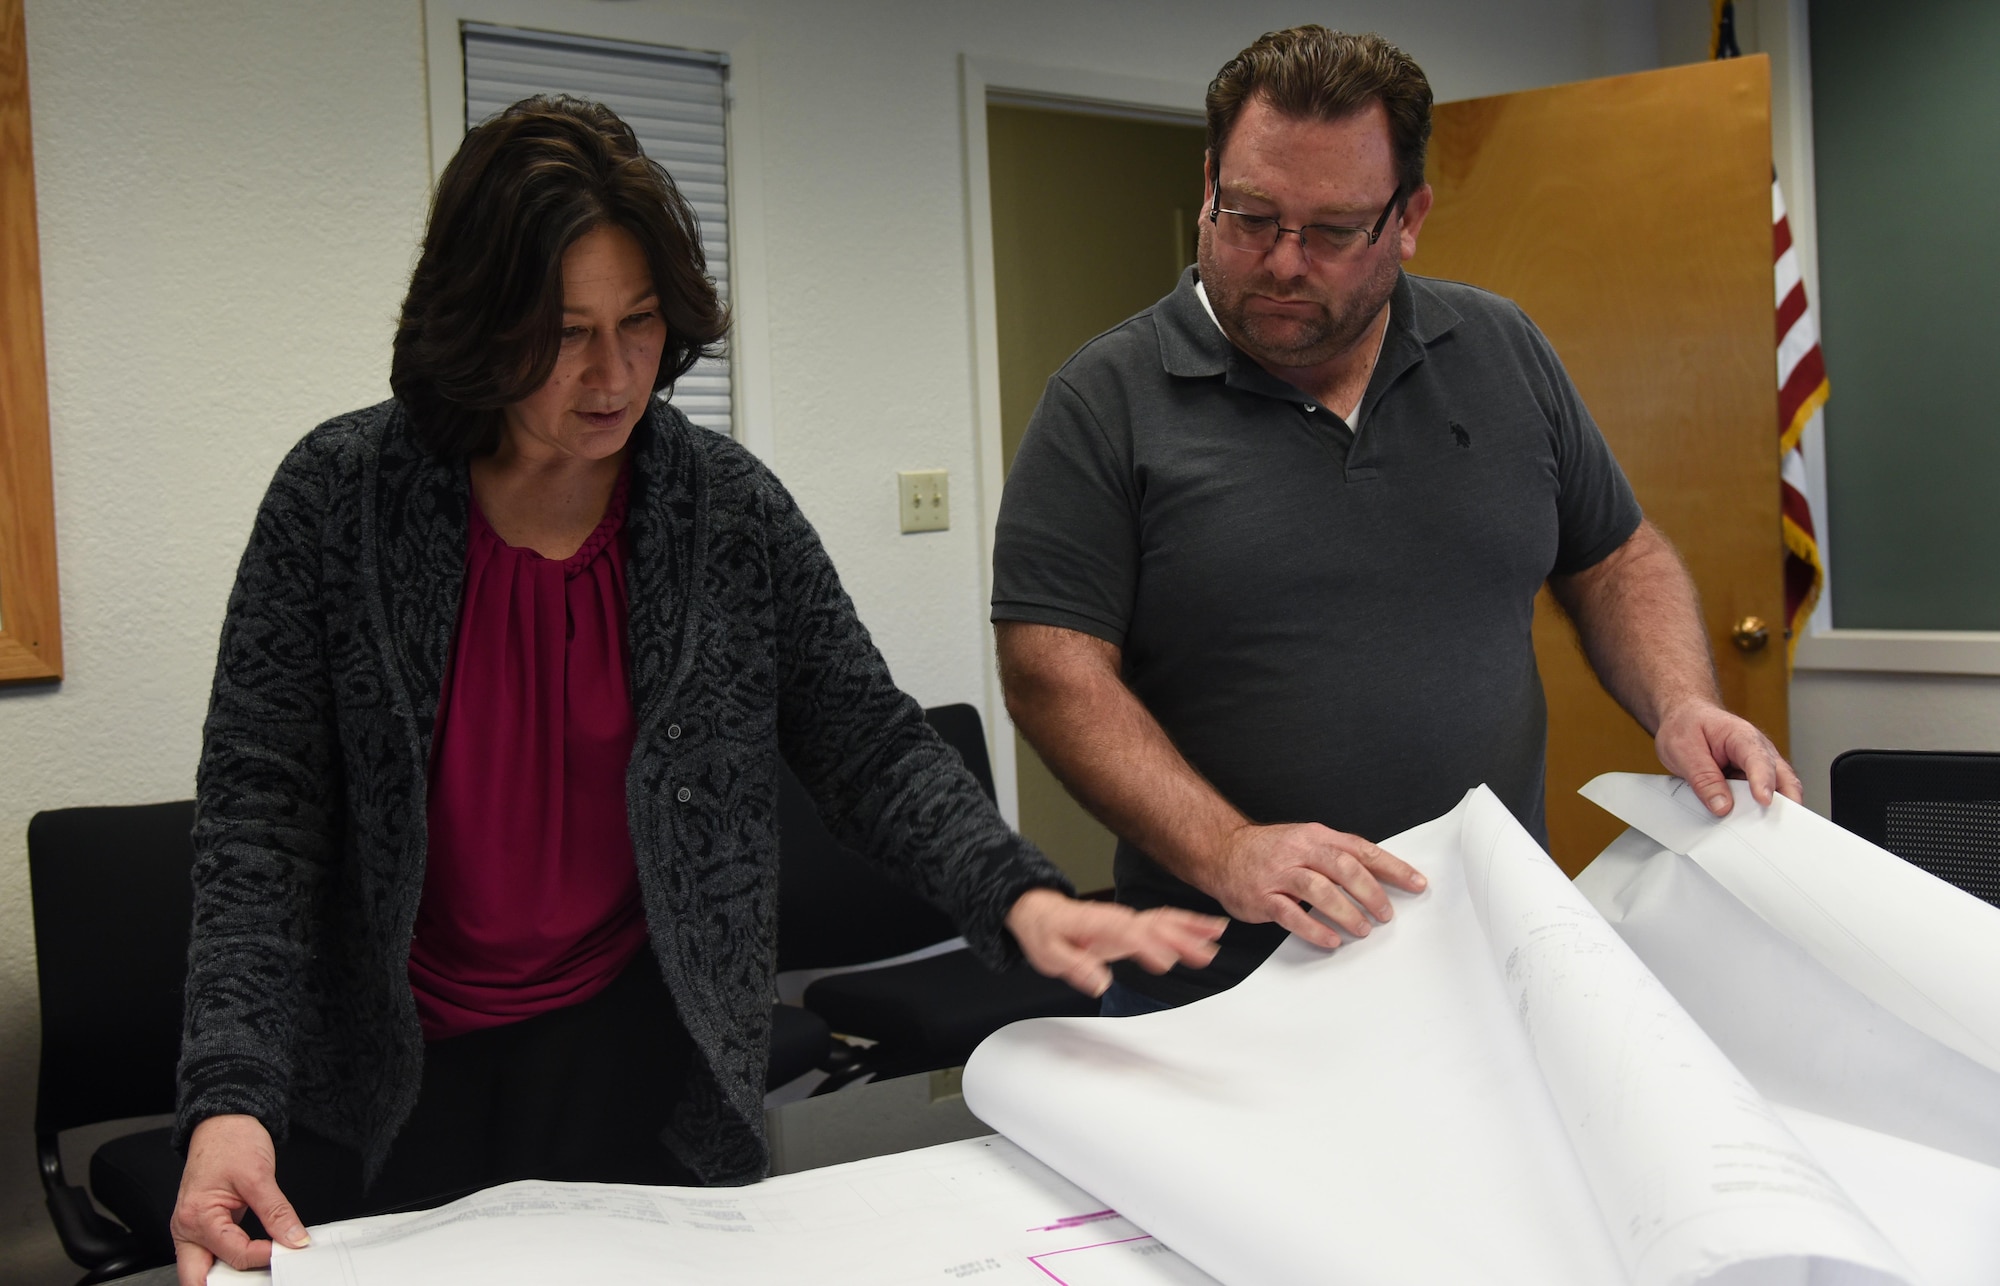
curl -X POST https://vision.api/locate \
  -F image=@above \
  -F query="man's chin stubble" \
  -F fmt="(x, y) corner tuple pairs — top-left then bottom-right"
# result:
(1233, 315), (1341, 369)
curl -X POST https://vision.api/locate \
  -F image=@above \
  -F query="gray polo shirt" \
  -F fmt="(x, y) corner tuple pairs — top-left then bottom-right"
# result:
(992, 267), (1642, 1003)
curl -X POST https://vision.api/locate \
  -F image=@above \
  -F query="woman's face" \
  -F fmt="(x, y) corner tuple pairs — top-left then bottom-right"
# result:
(501, 223), (667, 463)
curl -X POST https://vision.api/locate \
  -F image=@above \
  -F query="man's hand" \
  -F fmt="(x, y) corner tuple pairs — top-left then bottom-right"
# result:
(172, 1113), (310, 1286)
(1194, 823), (1427, 951)
(1655, 698), (1805, 816)
(1005, 889), (1225, 997)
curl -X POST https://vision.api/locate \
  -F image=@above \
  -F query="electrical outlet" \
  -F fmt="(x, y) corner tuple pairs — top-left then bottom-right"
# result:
(897, 468), (949, 533)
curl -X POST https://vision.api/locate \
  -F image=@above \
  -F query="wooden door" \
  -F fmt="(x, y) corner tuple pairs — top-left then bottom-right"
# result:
(1407, 56), (1785, 873)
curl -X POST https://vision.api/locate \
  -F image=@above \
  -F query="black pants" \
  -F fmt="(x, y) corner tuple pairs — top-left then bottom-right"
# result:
(271, 955), (700, 1227)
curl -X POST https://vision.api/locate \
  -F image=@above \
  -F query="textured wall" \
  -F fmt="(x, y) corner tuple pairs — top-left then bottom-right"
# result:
(0, 0), (1666, 1276)
(2, 2), (430, 1278)
(1791, 671), (2000, 814)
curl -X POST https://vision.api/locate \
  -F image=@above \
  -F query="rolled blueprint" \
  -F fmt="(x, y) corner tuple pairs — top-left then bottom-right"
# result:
(964, 786), (1913, 1286)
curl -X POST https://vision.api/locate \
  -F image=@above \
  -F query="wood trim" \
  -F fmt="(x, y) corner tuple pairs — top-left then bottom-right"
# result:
(0, 0), (60, 684)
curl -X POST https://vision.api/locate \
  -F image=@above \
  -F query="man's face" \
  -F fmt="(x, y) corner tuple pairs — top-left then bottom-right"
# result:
(1197, 96), (1431, 371)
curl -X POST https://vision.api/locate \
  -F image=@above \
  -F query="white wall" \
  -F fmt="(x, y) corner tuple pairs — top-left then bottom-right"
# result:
(0, 0), (1798, 1276)
(1791, 673), (2000, 814)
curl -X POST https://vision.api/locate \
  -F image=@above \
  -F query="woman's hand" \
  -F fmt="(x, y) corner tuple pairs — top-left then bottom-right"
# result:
(172, 1114), (310, 1286)
(1005, 888), (1225, 997)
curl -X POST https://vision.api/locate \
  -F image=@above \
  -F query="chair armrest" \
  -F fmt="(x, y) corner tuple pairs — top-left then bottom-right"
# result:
(37, 1133), (140, 1270)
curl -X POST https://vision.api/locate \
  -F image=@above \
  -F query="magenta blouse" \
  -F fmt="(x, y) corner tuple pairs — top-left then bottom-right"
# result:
(408, 468), (649, 1042)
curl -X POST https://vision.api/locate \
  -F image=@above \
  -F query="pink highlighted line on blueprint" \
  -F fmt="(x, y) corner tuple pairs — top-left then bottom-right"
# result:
(1028, 1234), (1158, 1284)
(1027, 1209), (1119, 1233)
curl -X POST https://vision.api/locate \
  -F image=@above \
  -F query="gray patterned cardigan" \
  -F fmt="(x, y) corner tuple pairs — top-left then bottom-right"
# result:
(177, 399), (1066, 1185)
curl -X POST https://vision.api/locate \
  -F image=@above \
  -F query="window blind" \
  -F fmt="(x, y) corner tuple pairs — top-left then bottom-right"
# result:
(462, 22), (733, 436)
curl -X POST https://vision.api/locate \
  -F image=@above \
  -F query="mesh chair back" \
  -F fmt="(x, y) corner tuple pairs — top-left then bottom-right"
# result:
(1830, 750), (2000, 907)
(775, 705), (990, 971)
(28, 801), (197, 1137)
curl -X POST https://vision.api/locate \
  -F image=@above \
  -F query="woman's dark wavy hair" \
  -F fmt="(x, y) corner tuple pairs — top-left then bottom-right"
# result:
(391, 95), (729, 457)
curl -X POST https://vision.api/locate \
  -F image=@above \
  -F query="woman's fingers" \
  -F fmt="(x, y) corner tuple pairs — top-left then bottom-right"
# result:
(175, 1240), (216, 1286)
(174, 1196), (267, 1276)
(1035, 931), (1113, 996)
(171, 1114), (305, 1280)
(244, 1171), (311, 1251)
(1007, 892), (1224, 993)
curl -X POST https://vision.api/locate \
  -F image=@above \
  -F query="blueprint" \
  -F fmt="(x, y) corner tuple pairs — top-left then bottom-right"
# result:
(1577, 774), (2000, 1286)
(965, 785), (1915, 1286)
(235, 778), (2000, 1286)
(267, 1135), (1219, 1286)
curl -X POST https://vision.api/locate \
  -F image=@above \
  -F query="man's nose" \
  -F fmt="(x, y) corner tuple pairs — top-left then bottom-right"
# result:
(1265, 229), (1313, 276)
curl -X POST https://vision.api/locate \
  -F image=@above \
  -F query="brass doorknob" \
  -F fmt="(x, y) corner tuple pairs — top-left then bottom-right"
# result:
(1731, 616), (1769, 652)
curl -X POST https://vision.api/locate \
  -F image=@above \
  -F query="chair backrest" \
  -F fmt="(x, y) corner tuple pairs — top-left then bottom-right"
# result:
(776, 705), (993, 971)
(1830, 750), (2000, 908)
(27, 800), (197, 1138)
(922, 703), (997, 801)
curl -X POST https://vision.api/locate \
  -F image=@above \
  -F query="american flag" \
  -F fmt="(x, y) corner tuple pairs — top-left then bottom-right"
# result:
(1774, 176), (1828, 662)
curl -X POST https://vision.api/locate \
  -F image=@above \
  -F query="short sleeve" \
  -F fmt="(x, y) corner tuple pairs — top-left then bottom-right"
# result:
(991, 375), (1139, 646)
(1525, 313), (1644, 575)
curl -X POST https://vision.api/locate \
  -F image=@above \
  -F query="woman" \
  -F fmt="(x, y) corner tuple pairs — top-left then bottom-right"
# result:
(170, 96), (1221, 1284)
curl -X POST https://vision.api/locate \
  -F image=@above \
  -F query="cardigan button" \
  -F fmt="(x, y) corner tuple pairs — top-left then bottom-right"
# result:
(676, 787), (692, 803)
(667, 723), (682, 740)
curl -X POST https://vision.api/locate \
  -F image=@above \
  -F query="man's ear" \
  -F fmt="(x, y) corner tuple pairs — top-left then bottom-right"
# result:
(1398, 183), (1435, 261)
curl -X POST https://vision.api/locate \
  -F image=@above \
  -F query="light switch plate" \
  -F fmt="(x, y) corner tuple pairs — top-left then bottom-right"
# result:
(898, 468), (949, 533)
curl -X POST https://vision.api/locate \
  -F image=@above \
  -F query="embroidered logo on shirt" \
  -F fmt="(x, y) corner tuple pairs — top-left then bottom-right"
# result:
(1450, 421), (1471, 449)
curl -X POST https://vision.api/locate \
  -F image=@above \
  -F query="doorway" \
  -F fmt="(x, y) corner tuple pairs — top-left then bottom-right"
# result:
(987, 98), (1205, 891)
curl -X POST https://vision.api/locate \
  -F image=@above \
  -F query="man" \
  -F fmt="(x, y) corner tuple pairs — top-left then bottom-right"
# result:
(991, 26), (1802, 1016)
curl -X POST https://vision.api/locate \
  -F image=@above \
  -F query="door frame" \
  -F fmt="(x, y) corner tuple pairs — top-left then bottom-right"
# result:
(958, 55), (1203, 823)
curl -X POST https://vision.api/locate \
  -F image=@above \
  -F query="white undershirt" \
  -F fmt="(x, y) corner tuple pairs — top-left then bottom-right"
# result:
(1195, 280), (1377, 430)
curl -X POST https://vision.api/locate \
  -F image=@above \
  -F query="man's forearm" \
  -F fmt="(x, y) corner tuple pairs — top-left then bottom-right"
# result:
(1548, 520), (1719, 733)
(996, 622), (1244, 887)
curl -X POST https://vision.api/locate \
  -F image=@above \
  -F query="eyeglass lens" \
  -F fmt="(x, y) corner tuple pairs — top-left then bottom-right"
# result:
(1208, 188), (1402, 261)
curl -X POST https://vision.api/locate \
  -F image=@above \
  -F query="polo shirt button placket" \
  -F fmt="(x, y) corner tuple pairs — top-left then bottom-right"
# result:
(676, 787), (692, 803)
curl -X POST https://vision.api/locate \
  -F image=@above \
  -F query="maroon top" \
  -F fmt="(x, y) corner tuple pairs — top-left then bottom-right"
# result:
(409, 468), (649, 1042)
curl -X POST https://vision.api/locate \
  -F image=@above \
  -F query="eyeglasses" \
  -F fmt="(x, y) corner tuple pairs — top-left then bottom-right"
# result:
(1207, 186), (1406, 263)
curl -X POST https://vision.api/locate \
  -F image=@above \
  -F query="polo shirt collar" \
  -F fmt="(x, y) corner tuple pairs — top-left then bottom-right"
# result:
(1156, 266), (1230, 378)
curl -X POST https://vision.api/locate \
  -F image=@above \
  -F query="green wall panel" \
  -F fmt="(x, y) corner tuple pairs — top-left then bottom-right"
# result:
(1812, 0), (2000, 628)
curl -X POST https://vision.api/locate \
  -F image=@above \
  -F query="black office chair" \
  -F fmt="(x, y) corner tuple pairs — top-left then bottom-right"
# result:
(765, 1004), (838, 1091)
(29, 800), (197, 1283)
(1830, 749), (2000, 908)
(29, 795), (834, 1279)
(779, 704), (1096, 1088)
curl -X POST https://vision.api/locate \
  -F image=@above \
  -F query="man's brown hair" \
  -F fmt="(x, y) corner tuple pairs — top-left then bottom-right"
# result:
(391, 95), (728, 457)
(1205, 26), (1433, 199)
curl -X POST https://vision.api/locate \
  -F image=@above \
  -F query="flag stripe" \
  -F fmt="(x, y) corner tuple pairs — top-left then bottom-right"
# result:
(1778, 309), (1819, 388)
(1781, 478), (1815, 531)
(1775, 245), (1803, 307)
(1771, 174), (1828, 661)
(1784, 286), (1816, 348)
